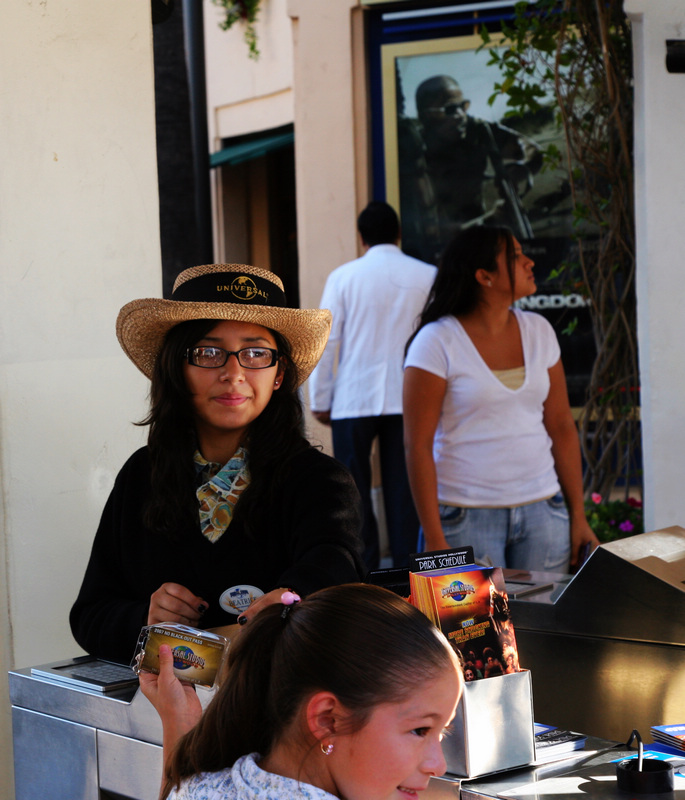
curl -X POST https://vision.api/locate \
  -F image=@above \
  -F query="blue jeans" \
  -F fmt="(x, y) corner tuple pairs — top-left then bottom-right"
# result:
(417, 494), (570, 572)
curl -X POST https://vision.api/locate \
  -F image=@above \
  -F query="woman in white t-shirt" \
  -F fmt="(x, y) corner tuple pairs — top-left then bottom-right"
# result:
(403, 226), (598, 571)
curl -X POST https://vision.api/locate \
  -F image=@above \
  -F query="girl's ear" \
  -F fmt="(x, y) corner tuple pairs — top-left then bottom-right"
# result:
(474, 268), (493, 288)
(304, 691), (343, 741)
(274, 358), (287, 390)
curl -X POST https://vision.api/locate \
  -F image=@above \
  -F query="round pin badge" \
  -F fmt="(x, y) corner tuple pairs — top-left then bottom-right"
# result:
(220, 584), (264, 615)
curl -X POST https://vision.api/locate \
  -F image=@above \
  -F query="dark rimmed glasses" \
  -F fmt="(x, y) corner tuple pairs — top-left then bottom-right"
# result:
(185, 346), (280, 370)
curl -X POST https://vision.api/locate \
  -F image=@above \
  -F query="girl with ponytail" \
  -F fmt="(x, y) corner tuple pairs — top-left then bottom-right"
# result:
(141, 583), (463, 800)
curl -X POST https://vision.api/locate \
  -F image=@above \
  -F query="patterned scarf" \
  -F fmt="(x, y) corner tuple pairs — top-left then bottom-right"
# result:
(194, 447), (250, 543)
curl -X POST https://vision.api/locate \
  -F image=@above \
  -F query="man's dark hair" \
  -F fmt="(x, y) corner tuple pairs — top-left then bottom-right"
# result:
(357, 201), (399, 246)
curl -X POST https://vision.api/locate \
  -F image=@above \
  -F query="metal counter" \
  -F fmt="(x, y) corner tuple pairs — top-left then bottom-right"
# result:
(426, 736), (621, 799)
(504, 527), (685, 743)
(9, 658), (167, 800)
(12, 529), (685, 798)
(451, 743), (685, 800)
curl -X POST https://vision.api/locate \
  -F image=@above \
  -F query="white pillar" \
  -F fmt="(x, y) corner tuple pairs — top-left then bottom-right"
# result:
(624, 0), (685, 530)
(287, 0), (362, 310)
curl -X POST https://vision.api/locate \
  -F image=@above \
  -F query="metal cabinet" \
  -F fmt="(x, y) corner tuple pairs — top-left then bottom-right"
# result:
(506, 527), (685, 742)
(9, 664), (163, 800)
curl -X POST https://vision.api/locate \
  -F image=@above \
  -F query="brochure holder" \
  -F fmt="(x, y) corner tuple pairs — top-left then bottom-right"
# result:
(442, 670), (535, 778)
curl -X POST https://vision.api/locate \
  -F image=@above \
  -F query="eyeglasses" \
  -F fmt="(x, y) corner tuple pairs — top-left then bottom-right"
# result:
(424, 100), (470, 116)
(185, 346), (280, 369)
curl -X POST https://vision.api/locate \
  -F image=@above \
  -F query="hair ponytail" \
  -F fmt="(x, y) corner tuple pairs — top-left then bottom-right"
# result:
(162, 609), (285, 795)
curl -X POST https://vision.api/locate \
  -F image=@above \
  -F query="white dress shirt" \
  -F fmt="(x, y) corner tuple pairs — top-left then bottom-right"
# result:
(309, 244), (436, 419)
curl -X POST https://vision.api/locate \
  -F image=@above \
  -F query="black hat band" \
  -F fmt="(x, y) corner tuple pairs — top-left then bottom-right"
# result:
(172, 271), (286, 307)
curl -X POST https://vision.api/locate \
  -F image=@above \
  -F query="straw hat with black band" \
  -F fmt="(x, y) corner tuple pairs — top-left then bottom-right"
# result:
(116, 264), (332, 387)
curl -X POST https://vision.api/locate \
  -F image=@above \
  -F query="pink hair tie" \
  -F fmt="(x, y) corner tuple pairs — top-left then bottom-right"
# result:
(281, 590), (301, 618)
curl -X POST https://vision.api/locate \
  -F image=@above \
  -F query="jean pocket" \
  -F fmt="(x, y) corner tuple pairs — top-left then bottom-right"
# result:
(545, 492), (569, 520)
(438, 504), (467, 526)
(546, 492), (566, 510)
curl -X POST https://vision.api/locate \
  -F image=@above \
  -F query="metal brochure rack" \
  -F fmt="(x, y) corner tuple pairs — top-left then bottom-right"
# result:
(442, 669), (535, 778)
(504, 526), (685, 743)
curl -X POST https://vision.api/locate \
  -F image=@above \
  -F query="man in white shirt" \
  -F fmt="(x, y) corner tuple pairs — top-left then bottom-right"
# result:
(309, 202), (437, 570)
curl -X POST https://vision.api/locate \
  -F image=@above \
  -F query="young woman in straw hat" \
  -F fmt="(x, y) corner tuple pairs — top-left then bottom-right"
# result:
(140, 583), (463, 800)
(70, 264), (365, 664)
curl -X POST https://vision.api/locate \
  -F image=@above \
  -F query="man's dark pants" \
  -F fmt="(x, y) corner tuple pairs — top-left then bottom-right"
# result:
(331, 414), (419, 571)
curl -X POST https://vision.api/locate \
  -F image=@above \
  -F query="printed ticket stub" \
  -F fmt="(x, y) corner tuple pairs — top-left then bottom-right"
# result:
(133, 623), (228, 688)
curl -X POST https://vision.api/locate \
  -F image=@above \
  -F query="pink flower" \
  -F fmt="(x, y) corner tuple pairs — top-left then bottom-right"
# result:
(619, 520), (634, 533)
(591, 493), (602, 504)
(627, 497), (642, 508)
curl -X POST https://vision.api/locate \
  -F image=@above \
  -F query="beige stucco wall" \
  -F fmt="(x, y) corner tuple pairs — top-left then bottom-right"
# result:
(286, 0), (369, 451)
(287, 0), (364, 311)
(0, 2), (161, 797)
(204, 0), (370, 296)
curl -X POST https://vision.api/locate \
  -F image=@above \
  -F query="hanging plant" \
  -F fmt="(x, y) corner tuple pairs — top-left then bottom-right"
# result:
(212, 0), (261, 60)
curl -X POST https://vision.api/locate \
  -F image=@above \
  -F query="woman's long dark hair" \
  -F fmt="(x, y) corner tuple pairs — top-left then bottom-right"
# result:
(406, 226), (516, 354)
(140, 319), (308, 538)
(161, 584), (461, 798)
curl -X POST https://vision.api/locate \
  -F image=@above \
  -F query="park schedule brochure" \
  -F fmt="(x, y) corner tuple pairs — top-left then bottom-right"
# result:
(408, 547), (521, 678)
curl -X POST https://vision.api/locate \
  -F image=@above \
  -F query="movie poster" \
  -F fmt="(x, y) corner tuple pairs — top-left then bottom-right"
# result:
(381, 34), (597, 405)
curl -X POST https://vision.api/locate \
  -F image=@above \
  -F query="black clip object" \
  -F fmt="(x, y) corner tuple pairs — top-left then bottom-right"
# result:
(616, 730), (675, 794)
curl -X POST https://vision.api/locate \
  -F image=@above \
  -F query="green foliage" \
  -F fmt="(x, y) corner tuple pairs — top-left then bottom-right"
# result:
(212, 0), (261, 59)
(585, 494), (643, 543)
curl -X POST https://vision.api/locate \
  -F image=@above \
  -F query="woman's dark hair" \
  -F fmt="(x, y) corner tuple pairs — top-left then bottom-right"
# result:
(406, 226), (516, 353)
(140, 319), (307, 537)
(161, 583), (460, 797)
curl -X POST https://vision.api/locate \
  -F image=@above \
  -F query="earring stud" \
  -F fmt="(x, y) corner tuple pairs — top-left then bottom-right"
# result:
(321, 742), (334, 756)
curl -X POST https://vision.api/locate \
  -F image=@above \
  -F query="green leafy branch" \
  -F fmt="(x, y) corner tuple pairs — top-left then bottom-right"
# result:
(212, 0), (261, 60)
(481, 1), (639, 499)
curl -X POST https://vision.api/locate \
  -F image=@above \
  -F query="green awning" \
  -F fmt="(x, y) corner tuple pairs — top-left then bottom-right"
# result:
(210, 130), (295, 168)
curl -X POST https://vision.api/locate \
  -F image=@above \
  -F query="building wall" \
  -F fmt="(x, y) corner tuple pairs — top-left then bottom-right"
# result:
(0, 3), (161, 797)
(282, 0), (685, 529)
(1, 0), (683, 797)
(204, 0), (295, 143)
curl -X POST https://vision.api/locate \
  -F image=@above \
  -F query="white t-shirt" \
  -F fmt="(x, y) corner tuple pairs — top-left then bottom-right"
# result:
(404, 309), (561, 507)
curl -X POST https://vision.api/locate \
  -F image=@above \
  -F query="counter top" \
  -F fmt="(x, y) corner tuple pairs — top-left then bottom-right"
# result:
(9, 661), (164, 744)
(426, 738), (641, 800)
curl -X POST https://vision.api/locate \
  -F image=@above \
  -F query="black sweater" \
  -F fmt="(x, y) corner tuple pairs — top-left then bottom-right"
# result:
(70, 446), (364, 663)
